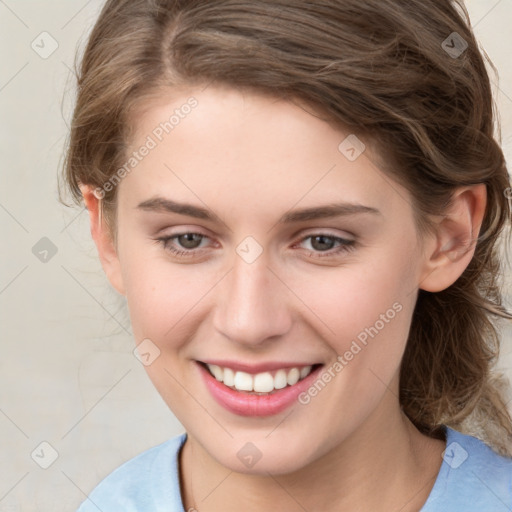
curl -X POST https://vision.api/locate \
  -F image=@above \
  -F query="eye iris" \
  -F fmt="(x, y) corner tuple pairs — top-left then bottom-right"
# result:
(178, 233), (203, 249)
(311, 235), (335, 251)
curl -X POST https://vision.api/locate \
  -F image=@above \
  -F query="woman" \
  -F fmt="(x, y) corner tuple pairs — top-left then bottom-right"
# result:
(62, 0), (512, 510)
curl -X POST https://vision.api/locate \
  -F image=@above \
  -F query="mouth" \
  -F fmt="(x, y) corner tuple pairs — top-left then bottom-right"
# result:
(196, 360), (324, 416)
(199, 361), (322, 395)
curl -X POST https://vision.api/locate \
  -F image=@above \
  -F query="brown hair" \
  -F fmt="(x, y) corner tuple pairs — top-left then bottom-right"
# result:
(60, 0), (512, 453)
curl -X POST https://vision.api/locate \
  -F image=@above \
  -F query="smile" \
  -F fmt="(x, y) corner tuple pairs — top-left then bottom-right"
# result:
(205, 363), (315, 394)
(197, 361), (324, 416)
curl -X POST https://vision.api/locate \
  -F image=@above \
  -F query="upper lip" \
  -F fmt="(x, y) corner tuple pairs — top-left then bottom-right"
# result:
(198, 359), (321, 374)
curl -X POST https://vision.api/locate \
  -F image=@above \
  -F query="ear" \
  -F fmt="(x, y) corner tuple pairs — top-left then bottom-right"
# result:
(418, 184), (487, 292)
(80, 185), (126, 296)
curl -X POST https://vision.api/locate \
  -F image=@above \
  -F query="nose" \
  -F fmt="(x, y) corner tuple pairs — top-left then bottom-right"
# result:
(212, 255), (292, 348)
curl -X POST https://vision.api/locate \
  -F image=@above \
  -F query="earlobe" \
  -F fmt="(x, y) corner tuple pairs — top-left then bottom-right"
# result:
(418, 184), (487, 292)
(80, 185), (126, 296)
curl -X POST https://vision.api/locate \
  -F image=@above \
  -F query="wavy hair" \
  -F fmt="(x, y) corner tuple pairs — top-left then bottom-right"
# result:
(60, 0), (512, 454)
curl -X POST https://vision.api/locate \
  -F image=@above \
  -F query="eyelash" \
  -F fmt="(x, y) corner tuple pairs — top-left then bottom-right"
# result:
(154, 232), (356, 259)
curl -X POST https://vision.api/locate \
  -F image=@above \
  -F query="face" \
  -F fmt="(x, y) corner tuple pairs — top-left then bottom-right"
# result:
(110, 85), (432, 474)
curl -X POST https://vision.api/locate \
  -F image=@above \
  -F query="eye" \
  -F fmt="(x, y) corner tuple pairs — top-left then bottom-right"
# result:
(174, 233), (205, 249)
(155, 232), (212, 257)
(297, 234), (355, 257)
(154, 231), (355, 260)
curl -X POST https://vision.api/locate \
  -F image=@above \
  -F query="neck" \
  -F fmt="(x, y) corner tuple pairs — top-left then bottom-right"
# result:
(179, 392), (445, 512)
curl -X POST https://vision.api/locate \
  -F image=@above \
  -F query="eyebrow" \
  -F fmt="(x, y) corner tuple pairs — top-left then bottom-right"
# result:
(137, 197), (214, 220)
(136, 197), (381, 223)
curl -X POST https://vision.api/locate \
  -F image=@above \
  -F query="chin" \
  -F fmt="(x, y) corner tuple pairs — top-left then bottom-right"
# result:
(203, 433), (324, 476)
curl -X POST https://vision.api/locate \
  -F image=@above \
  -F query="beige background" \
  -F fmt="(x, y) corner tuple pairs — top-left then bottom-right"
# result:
(0, 1), (511, 510)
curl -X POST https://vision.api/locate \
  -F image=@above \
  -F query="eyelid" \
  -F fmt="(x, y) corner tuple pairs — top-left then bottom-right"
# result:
(154, 228), (357, 258)
(155, 224), (213, 236)
(157, 228), (354, 245)
(294, 233), (355, 249)
(297, 227), (355, 240)
(161, 231), (216, 248)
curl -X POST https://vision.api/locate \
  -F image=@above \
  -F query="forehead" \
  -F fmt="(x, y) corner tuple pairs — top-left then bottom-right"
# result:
(119, 85), (412, 223)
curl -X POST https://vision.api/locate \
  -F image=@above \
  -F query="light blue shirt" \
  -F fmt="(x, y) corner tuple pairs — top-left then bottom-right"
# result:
(76, 427), (512, 511)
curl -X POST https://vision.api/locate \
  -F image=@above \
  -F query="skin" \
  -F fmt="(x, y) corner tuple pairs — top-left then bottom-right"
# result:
(81, 84), (486, 511)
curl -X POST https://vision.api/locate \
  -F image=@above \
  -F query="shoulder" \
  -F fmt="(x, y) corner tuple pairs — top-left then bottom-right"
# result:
(76, 433), (187, 512)
(423, 427), (512, 512)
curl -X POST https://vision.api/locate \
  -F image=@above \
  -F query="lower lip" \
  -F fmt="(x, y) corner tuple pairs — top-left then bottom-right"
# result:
(197, 362), (323, 417)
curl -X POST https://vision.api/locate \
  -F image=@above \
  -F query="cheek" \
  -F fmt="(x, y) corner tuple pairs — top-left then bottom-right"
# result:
(120, 248), (216, 345)
(121, 253), (212, 404)
(286, 253), (417, 434)
(294, 248), (415, 334)
(285, 244), (418, 388)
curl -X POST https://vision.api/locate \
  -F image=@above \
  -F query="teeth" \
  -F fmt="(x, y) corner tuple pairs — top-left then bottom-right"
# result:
(274, 369), (288, 390)
(209, 364), (223, 381)
(234, 371), (253, 391)
(287, 368), (300, 386)
(223, 367), (235, 387)
(300, 366), (312, 379)
(253, 372), (274, 393)
(205, 363), (315, 393)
